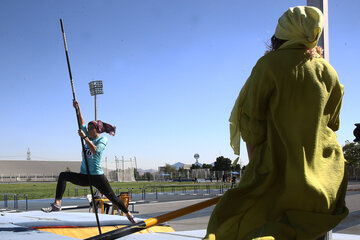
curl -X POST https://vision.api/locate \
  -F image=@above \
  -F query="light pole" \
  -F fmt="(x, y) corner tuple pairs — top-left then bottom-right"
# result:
(89, 80), (103, 121)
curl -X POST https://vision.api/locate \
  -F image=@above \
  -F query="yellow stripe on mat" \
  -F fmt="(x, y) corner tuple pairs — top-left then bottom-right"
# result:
(37, 225), (174, 239)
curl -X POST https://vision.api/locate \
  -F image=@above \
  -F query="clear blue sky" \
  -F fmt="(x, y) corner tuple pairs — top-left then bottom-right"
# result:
(0, 0), (359, 170)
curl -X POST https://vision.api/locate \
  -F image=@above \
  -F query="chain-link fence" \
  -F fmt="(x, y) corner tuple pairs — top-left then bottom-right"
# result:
(152, 170), (243, 183)
(104, 156), (136, 182)
(347, 166), (360, 181)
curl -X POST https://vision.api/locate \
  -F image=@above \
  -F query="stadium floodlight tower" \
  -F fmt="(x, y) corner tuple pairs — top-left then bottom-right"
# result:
(89, 80), (103, 121)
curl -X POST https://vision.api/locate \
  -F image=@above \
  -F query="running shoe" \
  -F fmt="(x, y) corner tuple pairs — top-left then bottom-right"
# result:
(41, 203), (61, 213)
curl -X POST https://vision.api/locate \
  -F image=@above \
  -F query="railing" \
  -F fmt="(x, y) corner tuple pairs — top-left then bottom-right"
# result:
(0, 193), (28, 210)
(68, 183), (232, 200)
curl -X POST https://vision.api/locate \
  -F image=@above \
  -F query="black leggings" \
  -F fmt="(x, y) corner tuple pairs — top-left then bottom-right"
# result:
(56, 172), (128, 213)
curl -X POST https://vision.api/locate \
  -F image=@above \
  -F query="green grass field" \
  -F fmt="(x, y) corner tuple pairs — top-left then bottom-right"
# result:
(0, 181), (228, 200)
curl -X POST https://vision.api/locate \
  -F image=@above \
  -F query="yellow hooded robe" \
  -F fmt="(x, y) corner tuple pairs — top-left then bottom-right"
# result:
(205, 6), (348, 240)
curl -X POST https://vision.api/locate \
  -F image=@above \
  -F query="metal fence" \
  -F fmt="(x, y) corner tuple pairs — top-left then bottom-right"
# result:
(0, 184), (232, 211)
(347, 166), (360, 181)
(148, 170), (243, 182)
(67, 183), (233, 201)
(0, 170), (242, 183)
(0, 193), (28, 210)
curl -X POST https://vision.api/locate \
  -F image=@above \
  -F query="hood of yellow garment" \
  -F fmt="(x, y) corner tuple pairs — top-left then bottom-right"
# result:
(275, 6), (323, 49)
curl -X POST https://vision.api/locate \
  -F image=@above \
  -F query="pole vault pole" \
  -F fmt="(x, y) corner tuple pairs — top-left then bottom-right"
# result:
(86, 196), (221, 240)
(60, 18), (102, 235)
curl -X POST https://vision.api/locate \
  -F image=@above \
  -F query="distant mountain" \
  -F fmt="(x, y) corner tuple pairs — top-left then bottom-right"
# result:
(172, 161), (214, 169)
(172, 162), (185, 170)
(137, 168), (157, 174)
(138, 162), (215, 173)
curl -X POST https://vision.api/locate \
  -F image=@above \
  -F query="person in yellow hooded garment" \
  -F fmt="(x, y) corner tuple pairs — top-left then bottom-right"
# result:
(204, 6), (348, 240)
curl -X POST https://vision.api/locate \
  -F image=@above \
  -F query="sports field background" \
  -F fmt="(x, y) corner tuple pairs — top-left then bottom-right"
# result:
(0, 181), (228, 200)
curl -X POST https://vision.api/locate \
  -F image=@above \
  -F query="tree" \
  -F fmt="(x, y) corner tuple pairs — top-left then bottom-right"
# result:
(343, 142), (360, 167)
(232, 164), (241, 171)
(163, 164), (177, 175)
(178, 167), (186, 174)
(190, 164), (201, 170)
(144, 172), (153, 181)
(343, 142), (360, 179)
(134, 169), (140, 180)
(212, 156), (232, 171)
(177, 167), (188, 178)
(202, 164), (212, 169)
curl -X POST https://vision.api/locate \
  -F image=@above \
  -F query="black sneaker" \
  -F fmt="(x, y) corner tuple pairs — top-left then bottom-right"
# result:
(41, 203), (61, 213)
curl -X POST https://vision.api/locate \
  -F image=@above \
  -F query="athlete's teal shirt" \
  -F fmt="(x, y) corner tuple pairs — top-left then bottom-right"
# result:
(80, 125), (107, 175)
